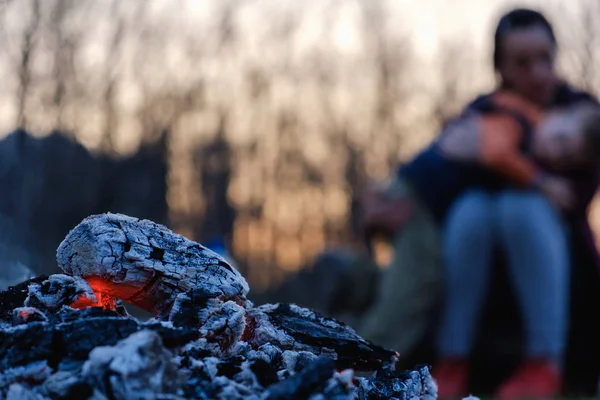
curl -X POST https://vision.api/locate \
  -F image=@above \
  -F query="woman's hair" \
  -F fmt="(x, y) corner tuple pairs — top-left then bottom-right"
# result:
(493, 8), (556, 70)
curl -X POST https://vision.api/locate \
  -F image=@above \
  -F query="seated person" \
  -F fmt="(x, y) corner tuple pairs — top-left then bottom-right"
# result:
(357, 91), (600, 369)
(433, 102), (600, 398)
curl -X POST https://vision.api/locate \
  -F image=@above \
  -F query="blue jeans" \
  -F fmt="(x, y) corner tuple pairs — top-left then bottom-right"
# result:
(437, 190), (570, 363)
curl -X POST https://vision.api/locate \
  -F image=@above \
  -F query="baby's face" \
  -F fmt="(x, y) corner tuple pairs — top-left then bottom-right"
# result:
(533, 107), (586, 168)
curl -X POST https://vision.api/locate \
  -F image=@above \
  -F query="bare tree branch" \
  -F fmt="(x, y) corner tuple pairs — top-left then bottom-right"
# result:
(15, 0), (41, 129)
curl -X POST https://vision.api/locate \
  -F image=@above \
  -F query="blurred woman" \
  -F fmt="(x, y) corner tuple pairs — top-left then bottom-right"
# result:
(433, 8), (600, 398)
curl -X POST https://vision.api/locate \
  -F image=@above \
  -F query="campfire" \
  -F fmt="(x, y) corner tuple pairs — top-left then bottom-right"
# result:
(0, 213), (437, 399)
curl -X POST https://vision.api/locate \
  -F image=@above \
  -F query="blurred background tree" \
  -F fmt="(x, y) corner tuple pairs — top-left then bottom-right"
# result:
(0, 0), (598, 297)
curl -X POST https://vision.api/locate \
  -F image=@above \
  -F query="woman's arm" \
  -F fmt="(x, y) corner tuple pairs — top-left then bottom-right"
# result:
(437, 97), (574, 209)
(437, 112), (539, 185)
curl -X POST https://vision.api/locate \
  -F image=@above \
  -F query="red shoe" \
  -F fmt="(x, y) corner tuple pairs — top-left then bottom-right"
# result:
(495, 358), (562, 399)
(432, 357), (469, 399)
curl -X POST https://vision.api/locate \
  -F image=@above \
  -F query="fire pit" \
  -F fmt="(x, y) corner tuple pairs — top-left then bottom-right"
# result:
(0, 213), (438, 399)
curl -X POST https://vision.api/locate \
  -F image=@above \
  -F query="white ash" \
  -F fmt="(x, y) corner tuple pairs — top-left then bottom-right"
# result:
(198, 300), (246, 351)
(355, 365), (438, 399)
(5, 383), (49, 400)
(420, 365), (439, 400)
(244, 304), (370, 363)
(82, 330), (183, 400)
(227, 341), (254, 358)
(181, 337), (223, 358)
(244, 344), (282, 365)
(308, 369), (356, 400)
(195, 356), (221, 379)
(245, 307), (296, 349)
(56, 213), (249, 318)
(145, 318), (177, 330)
(285, 303), (346, 330)
(12, 307), (48, 325)
(406, 370), (423, 396)
(229, 360), (264, 392)
(281, 350), (318, 374)
(169, 293), (247, 355)
(24, 274), (96, 312)
(0, 361), (52, 392)
(40, 371), (85, 399)
(181, 357), (262, 400)
(211, 376), (261, 400)
(329, 369), (355, 392)
(256, 344), (282, 363)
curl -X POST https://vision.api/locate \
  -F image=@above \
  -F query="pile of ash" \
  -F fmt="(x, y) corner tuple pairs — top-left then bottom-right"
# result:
(0, 213), (438, 400)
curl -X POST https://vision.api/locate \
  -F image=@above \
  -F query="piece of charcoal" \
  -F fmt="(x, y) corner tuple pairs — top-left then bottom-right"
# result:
(312, 369), (356, 400)
(57, 306), (124, 322)
(59, 315), (199, 362)
(0, 309), (199, 373)
(280, 350), (318, 374)
(246, 359), (279, 388)
(56, 213), (249, 318)
(168, 288), (222, 328)
(179, 356), (262, 400)
(58, 316), (141, 361)
(5, 383), (49, 400)
(245, 303), (398, 371)
(197, 300), (246, 352)
(179, 342), (215, 366)
(356, 364), (437, 399)
(0, 276), (48, 322)
(179, 360), (214, 399)
(12, 307), (48, 325)
(82, 330), (183, 400)
(265, 356), (336, 400)
(24, 274), (97, 313)
(0, 323), (58, 370)
(143, 322), (199, 348)
(40, 371), (93, 400)
(254, 344), (282, 364)
(0, 361), (52, 394)
(216, 356), (245, 378)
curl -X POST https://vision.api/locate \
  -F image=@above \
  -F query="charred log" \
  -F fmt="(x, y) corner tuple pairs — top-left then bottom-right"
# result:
(82, 330), (182, 400)
(264, 356), (338, 399)
(0, 306), (198, 372)
(56, 213), (249, 318)
(245, 303), (398, 370)
(24, 274), (98, 313)
(0, 276), (47, 323)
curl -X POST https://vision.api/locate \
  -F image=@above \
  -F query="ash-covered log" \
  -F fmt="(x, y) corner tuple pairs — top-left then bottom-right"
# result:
(244, 303), (397, 371)
(56, 213), (249, 318)
(0, 213), (439, 399)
